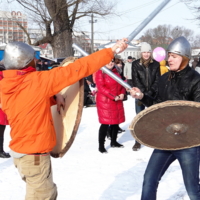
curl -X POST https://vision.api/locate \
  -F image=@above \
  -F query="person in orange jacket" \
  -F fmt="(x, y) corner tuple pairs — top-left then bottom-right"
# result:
(0, 40), (128, 199)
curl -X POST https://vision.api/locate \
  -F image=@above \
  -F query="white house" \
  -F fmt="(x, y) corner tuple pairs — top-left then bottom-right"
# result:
(192, 48), (200, 57)
(98, 41), (141, 60)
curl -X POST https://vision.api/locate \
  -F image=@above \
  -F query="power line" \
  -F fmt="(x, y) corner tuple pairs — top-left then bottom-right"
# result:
(75, 1), (186, 40)
(93, 2), (181, 34)
(76, 0), (162, 29)
(117, 0), (161, 15)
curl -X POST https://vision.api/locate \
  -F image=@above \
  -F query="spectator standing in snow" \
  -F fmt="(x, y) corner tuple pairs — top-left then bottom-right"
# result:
(96, 59), (126, 153)
(131, 42), (160, 151)
(0, 64), (10, 158)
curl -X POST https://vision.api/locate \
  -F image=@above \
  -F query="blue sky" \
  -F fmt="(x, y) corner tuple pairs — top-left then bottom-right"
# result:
(3, 0), (200, 40)
(76, 0), (200, 40)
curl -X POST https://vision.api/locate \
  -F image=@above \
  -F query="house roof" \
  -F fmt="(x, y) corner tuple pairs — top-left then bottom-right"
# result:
(39, 43), (48, 49)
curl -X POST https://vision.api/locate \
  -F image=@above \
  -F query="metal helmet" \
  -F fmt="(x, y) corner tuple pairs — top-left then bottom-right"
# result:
(167, 36), (191, 59)
(4, 42), (35, 70)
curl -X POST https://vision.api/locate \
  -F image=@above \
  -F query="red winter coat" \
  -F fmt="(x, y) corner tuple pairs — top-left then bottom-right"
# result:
(96, 67), (125, 124)
(0, 109), (8, 125)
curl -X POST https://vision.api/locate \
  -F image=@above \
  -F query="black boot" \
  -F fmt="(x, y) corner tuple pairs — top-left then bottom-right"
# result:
(0, 151), (10, 158)
(118, 126), (125, 133)
(110, 125), (124, 148)
(111, 141), (124, 148)
(99, 146), (107, 153)
(132, 141), (141, 151)
(0, 127), (10, 158)
(98, 128), (108, 154)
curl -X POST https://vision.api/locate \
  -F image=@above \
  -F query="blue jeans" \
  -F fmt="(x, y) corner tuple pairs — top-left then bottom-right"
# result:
(135, 99), (145, 114)
(141, 147), (200, 200)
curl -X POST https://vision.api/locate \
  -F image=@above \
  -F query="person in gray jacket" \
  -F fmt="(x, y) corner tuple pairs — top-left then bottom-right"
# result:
(124, 56), (133, 87)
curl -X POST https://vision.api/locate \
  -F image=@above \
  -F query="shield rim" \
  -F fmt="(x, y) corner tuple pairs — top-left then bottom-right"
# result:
(50, 57), (84, 158)
(129, 100), (200, 150)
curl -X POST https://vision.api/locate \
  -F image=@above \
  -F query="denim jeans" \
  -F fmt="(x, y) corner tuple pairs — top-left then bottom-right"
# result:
(135, 99), (145, 114)
(141, 147), (200, 200)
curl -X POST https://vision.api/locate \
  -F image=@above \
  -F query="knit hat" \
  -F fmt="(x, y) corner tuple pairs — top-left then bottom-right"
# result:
(141, 42), (152, 52)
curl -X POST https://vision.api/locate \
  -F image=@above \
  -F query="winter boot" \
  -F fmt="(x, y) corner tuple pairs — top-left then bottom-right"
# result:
(0, 151), (10, 158)
(0, 133), (10, 158)
(98, 129), (108, 154)
(118, 126), (125, 133)
(110, 126), (124, 148)
(99, 145), (108, 153)
(132, 141), (141, 151)
(111, 141), (124, 148)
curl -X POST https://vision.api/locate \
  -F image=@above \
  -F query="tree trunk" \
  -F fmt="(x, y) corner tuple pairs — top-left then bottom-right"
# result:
(51, 30), (73, 58)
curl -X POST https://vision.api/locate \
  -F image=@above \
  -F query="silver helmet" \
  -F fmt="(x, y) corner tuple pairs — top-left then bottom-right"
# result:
(4, 42), (35, 70)
(167, 36), (191, 59)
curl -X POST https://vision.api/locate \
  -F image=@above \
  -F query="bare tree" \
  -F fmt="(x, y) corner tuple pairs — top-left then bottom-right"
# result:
(8, 0), (116, 58)
(180, 0), (200, 25)
(191, 34), (200, 48)
(140, 24), (194, 48)
(171, 26), (194, 41)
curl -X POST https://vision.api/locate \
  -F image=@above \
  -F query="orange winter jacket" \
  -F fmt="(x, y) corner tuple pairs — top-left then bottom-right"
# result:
(0, 48), (114, 154)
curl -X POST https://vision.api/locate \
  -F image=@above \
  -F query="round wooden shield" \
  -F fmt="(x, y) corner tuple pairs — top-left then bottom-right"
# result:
(129, 100), (200, 150)
(50, 57), (84, 158)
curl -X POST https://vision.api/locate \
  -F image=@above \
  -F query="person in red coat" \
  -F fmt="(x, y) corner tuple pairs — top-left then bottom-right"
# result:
(0, 65), (10, 158)
(0, 108), (10, 158)
(96, 59), (126, 153)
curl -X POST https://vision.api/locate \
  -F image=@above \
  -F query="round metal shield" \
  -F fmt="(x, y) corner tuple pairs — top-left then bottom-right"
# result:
(129, 100), (200, 150)
(50, 57), (84, 158)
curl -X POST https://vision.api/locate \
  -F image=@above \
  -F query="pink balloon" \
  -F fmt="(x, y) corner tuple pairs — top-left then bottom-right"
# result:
(153, 47), (166, 62)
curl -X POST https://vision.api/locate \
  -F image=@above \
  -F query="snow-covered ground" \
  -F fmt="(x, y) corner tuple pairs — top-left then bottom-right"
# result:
(0, 96), (190, 200)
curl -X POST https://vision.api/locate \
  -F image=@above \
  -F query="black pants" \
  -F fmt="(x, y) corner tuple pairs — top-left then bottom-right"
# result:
(99, 124), (118, 146)
(0, 125), (6, 152)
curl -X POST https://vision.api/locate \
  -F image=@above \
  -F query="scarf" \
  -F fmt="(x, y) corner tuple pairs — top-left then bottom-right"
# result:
(140, 57), (153, 67)
(17, 66), (36, 75)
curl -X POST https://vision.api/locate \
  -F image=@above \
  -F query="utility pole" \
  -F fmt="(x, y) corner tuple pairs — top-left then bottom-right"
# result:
(89, 13), (97, 53)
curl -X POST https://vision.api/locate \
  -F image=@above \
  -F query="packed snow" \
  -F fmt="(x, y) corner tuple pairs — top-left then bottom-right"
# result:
(0, 96), (190, 200)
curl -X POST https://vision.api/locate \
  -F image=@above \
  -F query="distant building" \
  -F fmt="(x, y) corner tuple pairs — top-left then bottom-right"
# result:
(0, 10), (28, 44)
(192, 48), (200, 57)
(28, 28), (141, 59)
(28, 29), (54, 58)
(39, 43), (53, 58)
(98, 41), (141, 60)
